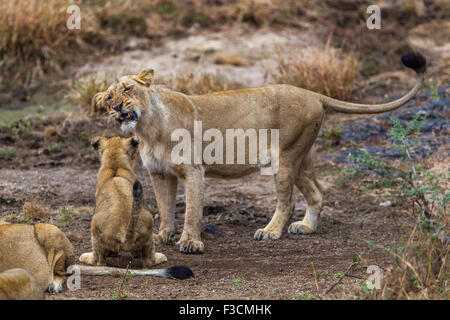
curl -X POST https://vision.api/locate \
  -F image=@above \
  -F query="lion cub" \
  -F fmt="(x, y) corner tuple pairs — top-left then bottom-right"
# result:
(0, 269), (44, 300)
(80, 136), (166, 268)
(0, 223), (75, 298)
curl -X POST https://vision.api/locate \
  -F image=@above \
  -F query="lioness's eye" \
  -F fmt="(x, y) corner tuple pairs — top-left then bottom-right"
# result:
(107, 95), (112, 100)
(124, 86), (131, 92)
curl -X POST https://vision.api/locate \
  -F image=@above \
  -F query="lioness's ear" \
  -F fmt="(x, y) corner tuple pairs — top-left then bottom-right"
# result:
(91, 91), (107, 115)
(91, 136), (106, 150)
(133, 69), (154, 87)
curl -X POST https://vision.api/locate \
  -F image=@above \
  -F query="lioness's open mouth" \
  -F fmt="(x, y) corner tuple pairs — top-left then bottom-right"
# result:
(118, 110), (138, 123)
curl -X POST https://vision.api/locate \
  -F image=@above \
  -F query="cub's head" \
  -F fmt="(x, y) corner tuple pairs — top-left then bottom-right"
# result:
(91, 136), (140, 169)
(93, 69), (154, 133)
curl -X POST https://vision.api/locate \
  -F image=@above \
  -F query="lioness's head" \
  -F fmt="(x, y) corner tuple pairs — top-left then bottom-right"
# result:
(94, 69), (154, 132)
(91, 136), (140, 169)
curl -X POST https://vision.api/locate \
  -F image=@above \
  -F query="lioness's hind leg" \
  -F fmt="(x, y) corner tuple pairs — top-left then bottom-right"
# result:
(254, 166), (295, 241)
(289, 160), (323, 235)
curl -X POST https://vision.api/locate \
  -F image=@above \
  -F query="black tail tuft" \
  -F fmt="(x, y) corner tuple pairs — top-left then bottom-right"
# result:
(401, 52), (427, 73)
(133, 180), (143, 198)
(165, 265), (194, 280)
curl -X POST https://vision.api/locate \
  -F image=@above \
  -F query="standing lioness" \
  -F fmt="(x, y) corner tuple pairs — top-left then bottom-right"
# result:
(93, 52), (427, 254)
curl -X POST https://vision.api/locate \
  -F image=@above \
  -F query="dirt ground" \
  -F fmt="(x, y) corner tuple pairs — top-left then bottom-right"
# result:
(0, 4), (448, 299)
(1, 107), (433, 300)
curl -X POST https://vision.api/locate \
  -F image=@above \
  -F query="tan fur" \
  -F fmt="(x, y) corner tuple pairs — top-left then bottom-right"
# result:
(93, 62), (425, 254)
(0, 269), (44, 300)
(79, 136), (167, 268)
(0, 223), (75, 298)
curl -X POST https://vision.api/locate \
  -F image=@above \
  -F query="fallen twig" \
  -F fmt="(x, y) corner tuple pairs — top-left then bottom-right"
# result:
(310, 261), (320, 293)
(324, 262), (356, 295)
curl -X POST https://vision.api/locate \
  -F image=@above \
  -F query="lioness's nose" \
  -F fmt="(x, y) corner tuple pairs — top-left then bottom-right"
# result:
(113, 102), (123, 112)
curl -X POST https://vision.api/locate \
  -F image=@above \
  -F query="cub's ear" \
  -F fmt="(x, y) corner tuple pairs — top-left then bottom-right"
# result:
(130, 136), (139, 148)
(132, 69), (154, 87)
(125, 136), (140, 157)
(91, 136), (105, 150)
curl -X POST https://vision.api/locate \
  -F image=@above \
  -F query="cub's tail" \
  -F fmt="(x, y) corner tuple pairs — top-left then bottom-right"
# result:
(70, 265), (194, 280)
(318, 52), (427, 114)
(123, 180), (143, 245)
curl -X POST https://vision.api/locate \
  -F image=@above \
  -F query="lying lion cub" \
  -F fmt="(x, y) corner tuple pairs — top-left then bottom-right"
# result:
(0, 269), (44, 300)
(0, 223), (75, 299)
(80, 136), (167, 268)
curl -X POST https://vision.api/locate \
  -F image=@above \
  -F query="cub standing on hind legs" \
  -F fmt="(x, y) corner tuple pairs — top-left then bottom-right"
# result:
(80, 136), (167, 268)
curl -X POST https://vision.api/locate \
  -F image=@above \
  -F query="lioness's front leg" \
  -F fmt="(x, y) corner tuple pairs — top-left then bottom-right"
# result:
(177, 166), (205, 254)
(149, 171), (178, 245)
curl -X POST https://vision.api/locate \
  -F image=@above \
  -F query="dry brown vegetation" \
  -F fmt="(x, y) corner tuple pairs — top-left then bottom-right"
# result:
(161, 71), (243, 95)
(0, 0), (311, 93)
(67, 73), (113, 115)
(22, 201), (47, 220)
(266, 42), (359, 101)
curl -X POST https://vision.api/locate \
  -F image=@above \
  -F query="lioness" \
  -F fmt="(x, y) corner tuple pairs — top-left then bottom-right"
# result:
(0, 223), (75, 298)
(80, 136), (167, 267)
(93, 52), (426, 254)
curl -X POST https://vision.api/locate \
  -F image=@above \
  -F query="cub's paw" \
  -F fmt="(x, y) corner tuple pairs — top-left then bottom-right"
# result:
(288, 221), (316, 235)
(178, 239), (204, 254)
(46, 279), (64, 293)
(254, 228), (281, 241)
(79, 252), (96, 265)
(154, 252), (167, 265)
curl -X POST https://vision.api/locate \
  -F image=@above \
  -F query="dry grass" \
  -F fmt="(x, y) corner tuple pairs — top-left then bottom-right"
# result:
(22, 201), (47, 220)
(0, 0), (311, 93)
(266, 42), (359, 101)
(0, 0), (97, 91)
(67, 73), (114, 115)
(374, 219), (449, 299)
(161, 71), (242, 95)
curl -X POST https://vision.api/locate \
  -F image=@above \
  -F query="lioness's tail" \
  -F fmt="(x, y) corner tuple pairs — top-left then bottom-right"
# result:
(318, 52), (427, 114)
(70, 265), (194, 280)
(123, 180), (143, 245)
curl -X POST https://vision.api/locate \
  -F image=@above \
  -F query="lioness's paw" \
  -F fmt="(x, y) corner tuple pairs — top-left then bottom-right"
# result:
(154, 230), (175, 245)
(254, 228), (281, 241)
(288, 221), (316, 234)
(79, 252), (96, 265)
(179, 239), (204, 254)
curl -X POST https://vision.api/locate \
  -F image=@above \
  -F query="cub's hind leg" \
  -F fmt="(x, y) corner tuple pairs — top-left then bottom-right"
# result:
(139, 210), (167, 268)
(79, 237), (107, 266)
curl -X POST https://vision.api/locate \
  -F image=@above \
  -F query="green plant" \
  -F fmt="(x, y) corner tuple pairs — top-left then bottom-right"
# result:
(111, 267), (133, 300)
(295, 290), (316, 300)
(232, 279), (243, 287)
(7, 214), (33, 223)
(342, 111), (448, 299)
(0, 149), (17, 158)
(429, 79), (441, 100)
(59, 207), (73, 226)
